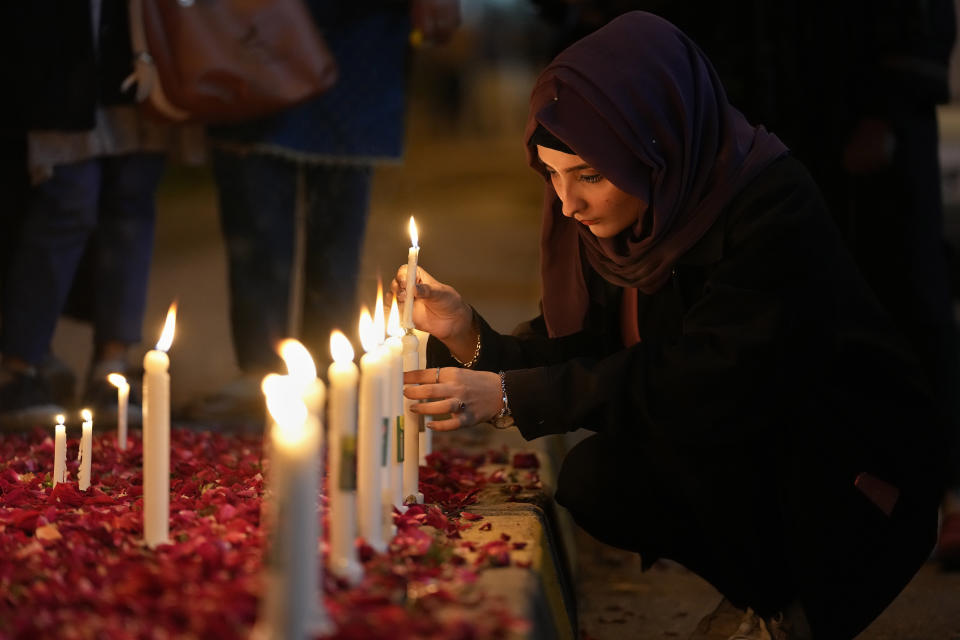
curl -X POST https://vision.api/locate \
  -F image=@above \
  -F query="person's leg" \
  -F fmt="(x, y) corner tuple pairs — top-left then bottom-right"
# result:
(555, 432), (796, 616)
(2, 159), (102, 365)
(0, 159), (101, 423)
(90, 153), (165, 365)
(300, 163), (373, 367)
(181, 149), (297, 426)
(212, 148), (298, 375)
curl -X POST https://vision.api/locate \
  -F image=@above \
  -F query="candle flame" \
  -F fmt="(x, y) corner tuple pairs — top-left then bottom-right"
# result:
(262, 373), (308, 446)
(388, 296), (402, 338)
(278, 338), (317, 383)
(155, 302), (177, 352)
(81, 408), (92, 423)
(330, 330), (355, 363)
(56, 414), (65, 427)
(409, 216), (418, 249)
(374, 280), (386, 344)
(358, 307), (378, 354)
(107, 373), (129, 390)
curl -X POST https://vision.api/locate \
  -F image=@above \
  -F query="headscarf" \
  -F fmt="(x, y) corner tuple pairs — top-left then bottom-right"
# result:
(525, 11), (788, 337)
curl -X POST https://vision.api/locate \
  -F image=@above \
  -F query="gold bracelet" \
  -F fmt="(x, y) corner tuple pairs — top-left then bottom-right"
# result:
(451, 330), (482, 368)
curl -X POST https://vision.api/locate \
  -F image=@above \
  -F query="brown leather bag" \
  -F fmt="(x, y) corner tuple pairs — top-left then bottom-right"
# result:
(124, 0), (338, 123)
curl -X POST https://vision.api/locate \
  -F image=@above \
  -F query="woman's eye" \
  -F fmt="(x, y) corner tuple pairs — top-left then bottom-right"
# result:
(580, 174), (602, 183)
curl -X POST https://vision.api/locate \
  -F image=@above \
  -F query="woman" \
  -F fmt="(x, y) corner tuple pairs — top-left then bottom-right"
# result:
(394, 12), (945, 640)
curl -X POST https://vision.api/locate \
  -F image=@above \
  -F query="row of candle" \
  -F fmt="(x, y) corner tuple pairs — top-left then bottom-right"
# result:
(50, 216), (429, 639)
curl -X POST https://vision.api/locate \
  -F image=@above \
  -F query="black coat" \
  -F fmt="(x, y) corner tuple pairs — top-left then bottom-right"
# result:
(0, 0), (136, 134)
(428, 154), (944, 637)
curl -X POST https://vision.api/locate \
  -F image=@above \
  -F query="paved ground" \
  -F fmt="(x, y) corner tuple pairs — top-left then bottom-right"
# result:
(48, 28), (960, 640)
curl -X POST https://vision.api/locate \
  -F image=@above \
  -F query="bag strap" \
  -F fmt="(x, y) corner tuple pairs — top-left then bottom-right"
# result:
(122, 0), (192, 121)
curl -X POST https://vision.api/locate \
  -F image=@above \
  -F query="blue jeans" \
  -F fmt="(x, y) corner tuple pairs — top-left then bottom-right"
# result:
(1, 153), (164, 365)
(211, 149), (371, 373)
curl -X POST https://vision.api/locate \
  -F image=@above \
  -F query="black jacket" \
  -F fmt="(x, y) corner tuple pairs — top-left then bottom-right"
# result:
(0, 0), (136, 134)
(429, 154), (946, 499)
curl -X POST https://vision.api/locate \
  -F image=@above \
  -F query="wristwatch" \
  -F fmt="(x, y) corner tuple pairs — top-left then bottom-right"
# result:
(493, 370), (514, 429)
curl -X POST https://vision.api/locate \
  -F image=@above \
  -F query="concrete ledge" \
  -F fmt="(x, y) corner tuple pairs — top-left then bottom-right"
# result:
(435, 425), (580, 639)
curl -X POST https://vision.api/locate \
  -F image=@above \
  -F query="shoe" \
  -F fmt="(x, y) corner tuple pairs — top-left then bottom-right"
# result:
(177, 374), (265, 432)
(37, 354), (77, 407)
(690, 598), (752, 639)
(691, 598), (811, 640)
(0, 368), (66, 430)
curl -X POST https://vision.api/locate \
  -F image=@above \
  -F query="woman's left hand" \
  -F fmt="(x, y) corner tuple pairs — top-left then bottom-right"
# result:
(403, 367), (502, 431)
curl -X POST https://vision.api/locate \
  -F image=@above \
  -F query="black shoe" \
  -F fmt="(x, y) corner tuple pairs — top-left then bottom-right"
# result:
(0, 370), (66, 430)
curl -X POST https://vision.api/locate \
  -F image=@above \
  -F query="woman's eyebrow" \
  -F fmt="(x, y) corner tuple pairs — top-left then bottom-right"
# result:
(541, 161), (594, 174)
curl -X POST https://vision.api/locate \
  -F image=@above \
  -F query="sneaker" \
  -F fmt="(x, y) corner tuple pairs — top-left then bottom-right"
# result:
(0, 369), (66, 430)
(691, 598), (811, 640)
(37, 354), (77, 407)
(690, 598), (753, 639)
(177, 374), (265, 432)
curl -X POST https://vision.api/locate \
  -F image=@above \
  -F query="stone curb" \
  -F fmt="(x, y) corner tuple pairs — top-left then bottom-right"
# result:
(435, 425), (580, 640)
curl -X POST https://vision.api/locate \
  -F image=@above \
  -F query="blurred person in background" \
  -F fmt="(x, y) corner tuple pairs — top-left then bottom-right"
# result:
(183, 1), (461, 429)
(0, 0), (181, 429)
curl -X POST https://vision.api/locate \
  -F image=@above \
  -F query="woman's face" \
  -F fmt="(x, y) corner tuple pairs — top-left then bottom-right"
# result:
(537, 145), (647, 238)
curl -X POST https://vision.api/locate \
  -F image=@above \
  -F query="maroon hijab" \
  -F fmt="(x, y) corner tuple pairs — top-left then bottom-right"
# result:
(526, 11), (787, 337)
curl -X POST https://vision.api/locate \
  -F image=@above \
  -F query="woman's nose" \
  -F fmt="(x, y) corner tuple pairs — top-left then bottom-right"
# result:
(556, 182), (580, 217)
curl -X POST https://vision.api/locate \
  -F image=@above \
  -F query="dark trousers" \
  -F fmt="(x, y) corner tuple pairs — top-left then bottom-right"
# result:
(556, 432), (939, 639)
(1, 153), (164, 365)
(211, 149), (372, 374)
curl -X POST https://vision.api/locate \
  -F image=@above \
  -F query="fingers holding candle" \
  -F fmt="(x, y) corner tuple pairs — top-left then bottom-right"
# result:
(402, 368), (502, 430)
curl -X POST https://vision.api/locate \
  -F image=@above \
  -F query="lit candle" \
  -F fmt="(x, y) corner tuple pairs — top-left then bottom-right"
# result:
(414, 328), (433, 464)
(53, 414), (66, 487)
(108, 373), (130, 451)
(256, 374), (331, 640)
(385, 298), (405, 510)
(143, 302), (176, 548)
(276, 340), (332, 636)
(401, 216), (420, 330)
(402, 330), (424, 504)
(357, 308), (386, 551)
(374, 283), (395, 541)
(78, 408), (93, 491)
(327, 330), (363, 584)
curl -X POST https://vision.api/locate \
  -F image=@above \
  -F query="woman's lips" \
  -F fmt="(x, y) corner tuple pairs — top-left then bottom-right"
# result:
(578, 218), (599, 226)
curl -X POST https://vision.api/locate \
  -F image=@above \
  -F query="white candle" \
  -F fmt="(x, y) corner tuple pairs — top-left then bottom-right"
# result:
(401, 216), (420, 330)
(401, 331), (424, 504)
(256, 374), (331, 640)
(53, 415), (66, 487)
(414, 328), (433, 464)
(357, 308), (386, 552)
(327, 330), (363, 584)
(143, 302), (175, 548)
(108, 373), (130, 451)
(78, 408), (93, 491)
(374, 285), (396, 542)
(385, 299), (405, 510)
(276, 340), (331, 636)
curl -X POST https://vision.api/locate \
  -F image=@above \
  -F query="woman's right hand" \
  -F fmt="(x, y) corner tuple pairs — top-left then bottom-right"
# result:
(392, 265), (473, 343)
